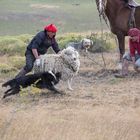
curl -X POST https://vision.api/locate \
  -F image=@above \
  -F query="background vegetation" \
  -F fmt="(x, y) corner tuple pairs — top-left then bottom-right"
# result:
(0, 0), (140, 35)
(0, 0), (139, 75)
(0, 0), (104, 35)
(0, 32), (116, 76)
(1, 2), (140, 140)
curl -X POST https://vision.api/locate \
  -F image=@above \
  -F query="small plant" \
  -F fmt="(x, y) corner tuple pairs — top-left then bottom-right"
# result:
(0, 63), (17, 73)
(57, 33), (82, 49)
(0, 37), (26, 56)
(17, 34), (33, 44)
(87, 32), (116, 53)
(9, 56), (25, 69)
(20, 86), (42, 97)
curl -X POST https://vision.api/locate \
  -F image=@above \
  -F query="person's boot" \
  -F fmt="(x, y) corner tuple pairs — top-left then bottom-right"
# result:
(15, 68), (28, 78)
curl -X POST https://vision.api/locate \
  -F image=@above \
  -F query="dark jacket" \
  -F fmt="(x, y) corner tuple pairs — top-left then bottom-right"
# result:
(25, 31), (60, 56)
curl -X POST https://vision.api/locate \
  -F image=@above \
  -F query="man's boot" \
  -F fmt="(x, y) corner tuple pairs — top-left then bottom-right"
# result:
(15, 68), (28, 78)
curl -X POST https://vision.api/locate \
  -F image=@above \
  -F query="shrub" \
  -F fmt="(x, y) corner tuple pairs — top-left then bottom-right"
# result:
(9, 56), (25, 69)
(0, 37), (26, 56)
(57, 33), (82, 49)
(86, 32), (116, 53)
(17, 34), (33, 44)
(0, 32), (116, 56)
(0, 63), (17, 73)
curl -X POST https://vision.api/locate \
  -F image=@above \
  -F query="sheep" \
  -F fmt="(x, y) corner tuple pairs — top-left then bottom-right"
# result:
(66, 38), (93, 52)
(33, 46), (80, 90)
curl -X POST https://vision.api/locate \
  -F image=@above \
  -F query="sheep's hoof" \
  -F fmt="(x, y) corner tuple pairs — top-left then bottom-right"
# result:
(68, 87), (73, 91)
(53, 90), (63, 95)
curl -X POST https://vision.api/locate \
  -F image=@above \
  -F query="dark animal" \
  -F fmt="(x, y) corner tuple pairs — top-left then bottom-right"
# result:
(96, 0), (140, 61)
(2, 71), (61, 98)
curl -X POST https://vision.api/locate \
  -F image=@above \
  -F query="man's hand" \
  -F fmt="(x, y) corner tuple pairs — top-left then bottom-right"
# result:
(36, 59), (41, 66)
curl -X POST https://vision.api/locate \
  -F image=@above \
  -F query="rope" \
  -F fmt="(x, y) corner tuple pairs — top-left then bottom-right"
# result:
(90, 0), (107, 70)
(84, 51), (105, 68)
(94, 0), (121, 65)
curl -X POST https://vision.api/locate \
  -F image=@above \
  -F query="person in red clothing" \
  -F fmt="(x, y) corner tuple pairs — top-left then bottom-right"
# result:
(115, 28), (140, 78)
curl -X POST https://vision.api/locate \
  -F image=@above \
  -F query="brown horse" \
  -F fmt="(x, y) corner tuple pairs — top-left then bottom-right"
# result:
(96, 0), (140, 61)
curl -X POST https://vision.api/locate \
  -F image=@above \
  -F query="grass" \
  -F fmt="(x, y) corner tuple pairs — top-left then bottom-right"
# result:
(0, 31), (116, 78)
(0, 0), (103, 35)
(0, 32), (116, 55)
(0, 0), (140, 35)
(0, 2), (140, 139)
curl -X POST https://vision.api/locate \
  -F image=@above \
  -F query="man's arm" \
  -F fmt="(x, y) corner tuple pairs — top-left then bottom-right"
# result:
(32, 49), (40, 59)
(52, 39), (60, 53)
(31, 31), (45, 57)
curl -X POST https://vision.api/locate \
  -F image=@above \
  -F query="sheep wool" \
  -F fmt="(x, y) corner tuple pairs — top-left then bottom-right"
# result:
(33, 47), (80, 82)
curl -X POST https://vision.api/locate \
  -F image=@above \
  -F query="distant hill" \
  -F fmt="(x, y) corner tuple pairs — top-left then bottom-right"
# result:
(0, 0), (140, 36)
(0, 0), (105, 35)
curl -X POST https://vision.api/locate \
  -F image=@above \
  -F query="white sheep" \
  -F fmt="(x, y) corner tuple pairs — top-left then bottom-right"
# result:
(33, 47), (80, 90)
(66, 38), (93, 52)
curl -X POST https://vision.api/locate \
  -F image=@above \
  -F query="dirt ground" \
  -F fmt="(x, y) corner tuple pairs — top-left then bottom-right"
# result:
(0, 52), (140, 140)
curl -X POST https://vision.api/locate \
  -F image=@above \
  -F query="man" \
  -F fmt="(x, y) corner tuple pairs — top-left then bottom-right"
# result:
(123, 0), (139, 28)
(15, 24), (60, 78)
(115, 28), (140, 78)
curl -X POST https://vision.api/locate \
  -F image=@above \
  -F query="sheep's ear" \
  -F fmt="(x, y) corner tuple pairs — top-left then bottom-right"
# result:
(90, 40), (93, 46)
(60, 48), (65, 55)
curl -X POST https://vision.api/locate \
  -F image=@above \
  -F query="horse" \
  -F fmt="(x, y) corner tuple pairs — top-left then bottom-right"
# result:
(95, 0), (140, 61)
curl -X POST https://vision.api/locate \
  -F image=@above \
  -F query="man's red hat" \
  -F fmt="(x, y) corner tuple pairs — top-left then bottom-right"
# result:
(44, 24), (57, 33)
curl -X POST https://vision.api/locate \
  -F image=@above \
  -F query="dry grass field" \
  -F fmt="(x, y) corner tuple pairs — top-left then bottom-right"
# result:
(0, 52), (140, 140)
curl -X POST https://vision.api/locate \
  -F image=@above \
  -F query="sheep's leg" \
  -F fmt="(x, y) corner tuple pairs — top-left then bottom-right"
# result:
(67, 78), (73, 91)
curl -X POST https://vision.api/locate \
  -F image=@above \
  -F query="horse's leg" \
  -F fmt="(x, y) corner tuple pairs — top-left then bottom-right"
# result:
(116, 33), (125, 62)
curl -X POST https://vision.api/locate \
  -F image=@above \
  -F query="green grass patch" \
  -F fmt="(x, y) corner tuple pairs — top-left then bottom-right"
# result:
(0, 32), (116, 78)
(88, 32), (116, 53)
(0, 0), (102, 35)
(58, 33), (83, 48)
(0, 32), (116, 56)
(9, 56), (25, 69)
(0, 37), (26, 55)
(0, 63), (17, 74)
(0, 34), (33, 56)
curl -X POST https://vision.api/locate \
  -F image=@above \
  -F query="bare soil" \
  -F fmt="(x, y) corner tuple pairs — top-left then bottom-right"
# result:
(0, 52), (140, 140)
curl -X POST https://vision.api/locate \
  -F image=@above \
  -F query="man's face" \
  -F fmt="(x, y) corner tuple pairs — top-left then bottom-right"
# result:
(47, 31), (56, 38)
